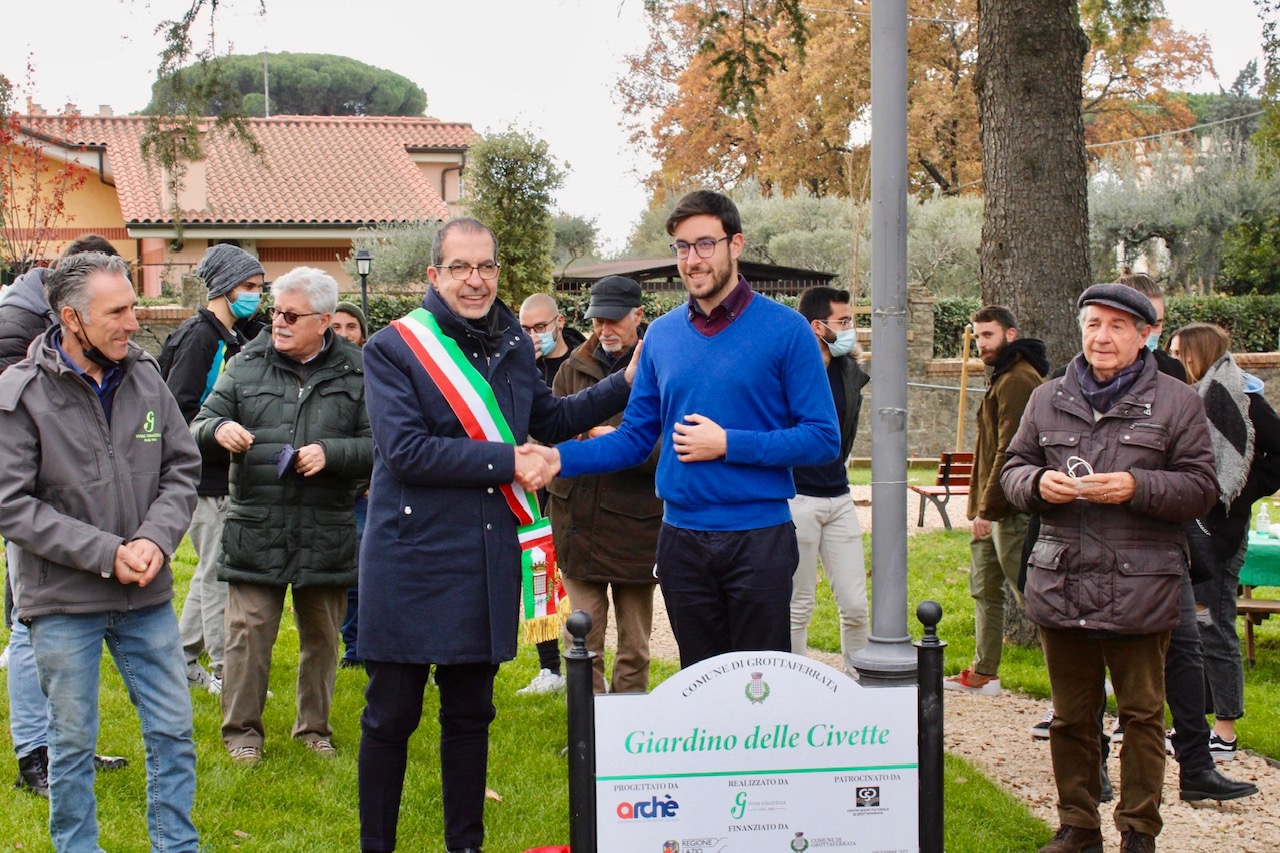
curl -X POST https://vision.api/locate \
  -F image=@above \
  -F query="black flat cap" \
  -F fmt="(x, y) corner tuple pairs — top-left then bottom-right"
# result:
(1076, 283), (1157, 326)
(584, 275), (643, 321)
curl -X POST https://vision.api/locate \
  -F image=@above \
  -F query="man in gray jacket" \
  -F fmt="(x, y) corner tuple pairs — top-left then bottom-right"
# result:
(0, 252), (202, 851)
(1001, 284), (1217, 853)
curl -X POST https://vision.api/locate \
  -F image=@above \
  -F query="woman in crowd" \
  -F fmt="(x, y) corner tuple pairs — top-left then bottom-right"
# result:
(1168, 322), (1280, 759)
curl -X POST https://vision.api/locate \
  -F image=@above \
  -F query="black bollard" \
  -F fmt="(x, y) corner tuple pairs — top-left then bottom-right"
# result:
(564, 609), (597, 853)
(915, 600), (945, 853)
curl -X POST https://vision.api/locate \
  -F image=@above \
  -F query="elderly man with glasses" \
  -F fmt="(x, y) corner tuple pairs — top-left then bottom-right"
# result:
(192, 266), (372, 767)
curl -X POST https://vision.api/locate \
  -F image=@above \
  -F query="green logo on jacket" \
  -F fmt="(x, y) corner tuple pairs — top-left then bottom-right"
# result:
(136, 410), (161, 443)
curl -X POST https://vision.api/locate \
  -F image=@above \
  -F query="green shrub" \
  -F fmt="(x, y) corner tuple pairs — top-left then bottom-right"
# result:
(1165, 294), (1280, 352)
(933, 296), (981, 358)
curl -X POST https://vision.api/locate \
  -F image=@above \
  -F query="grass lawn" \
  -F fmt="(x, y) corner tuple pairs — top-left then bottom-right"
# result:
(4, 530), (1274, 850)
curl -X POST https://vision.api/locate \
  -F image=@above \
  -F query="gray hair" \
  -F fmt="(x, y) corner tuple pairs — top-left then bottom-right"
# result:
(431, 217), (498, 266)
(1077, 306), (1150, 337)
(45, 252), (132, 320)
(270, 267), (338, 316)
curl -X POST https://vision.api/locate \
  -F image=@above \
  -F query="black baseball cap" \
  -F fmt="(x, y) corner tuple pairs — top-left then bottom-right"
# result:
(584, 276), (643, 321)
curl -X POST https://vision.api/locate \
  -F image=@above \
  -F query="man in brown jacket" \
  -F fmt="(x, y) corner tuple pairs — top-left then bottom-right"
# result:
(946, 306), (1048, 696)
(547, 277), (662, 693)
(1001, 283), (1218, 853)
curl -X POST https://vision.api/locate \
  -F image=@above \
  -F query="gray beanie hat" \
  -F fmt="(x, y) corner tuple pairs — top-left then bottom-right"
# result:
(334, 301), (368, 339)
(196, 244), (265, 299)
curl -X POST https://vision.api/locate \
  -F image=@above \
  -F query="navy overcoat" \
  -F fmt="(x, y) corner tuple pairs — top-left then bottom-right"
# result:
(358, 288), (631, 664)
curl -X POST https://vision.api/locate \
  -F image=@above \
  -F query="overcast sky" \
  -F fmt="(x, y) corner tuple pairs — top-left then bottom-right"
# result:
(1, 0), (1267, 254)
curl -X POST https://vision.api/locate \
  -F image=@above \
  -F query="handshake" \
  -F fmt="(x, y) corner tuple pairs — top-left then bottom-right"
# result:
(514, 444), (561, 491)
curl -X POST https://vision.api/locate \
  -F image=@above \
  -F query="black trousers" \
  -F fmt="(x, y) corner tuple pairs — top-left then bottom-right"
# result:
(656, 521), (798, 667)
(358, 660), (499, 852)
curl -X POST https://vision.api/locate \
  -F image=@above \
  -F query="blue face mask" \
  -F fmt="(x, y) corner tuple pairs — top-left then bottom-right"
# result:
(229, 291), (261, 319)
(824, 327), (858, 358)
(1145, 331), (1160, 352)
(535, 330), (557, 358)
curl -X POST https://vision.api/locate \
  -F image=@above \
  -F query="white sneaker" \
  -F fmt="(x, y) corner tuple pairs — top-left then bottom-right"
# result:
(186, 662), (213, 691)
(1030, 706), (1054, 740)
(516, 668), (566, 695)
(208, 674), (223, 695)
(0, 643), (9, 670)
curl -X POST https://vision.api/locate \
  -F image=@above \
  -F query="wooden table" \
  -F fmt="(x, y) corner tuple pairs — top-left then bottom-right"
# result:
(1239, 531), (1280, 667)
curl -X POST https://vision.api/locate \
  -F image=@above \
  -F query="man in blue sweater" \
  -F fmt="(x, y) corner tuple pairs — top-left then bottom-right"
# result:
(522, 190), (839, 666)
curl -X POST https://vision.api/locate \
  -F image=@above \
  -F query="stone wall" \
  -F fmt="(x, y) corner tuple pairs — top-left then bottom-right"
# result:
(135, 306), (195, 357)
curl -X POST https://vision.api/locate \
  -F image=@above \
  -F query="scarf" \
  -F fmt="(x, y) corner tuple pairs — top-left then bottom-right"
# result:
(1073, 350), (1147, 414)
(1197, 353), (1254, 507)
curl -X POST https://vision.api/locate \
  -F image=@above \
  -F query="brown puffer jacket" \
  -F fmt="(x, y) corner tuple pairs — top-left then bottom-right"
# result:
(1000, 353), (1217, 635)
(547, 334), (662, 585)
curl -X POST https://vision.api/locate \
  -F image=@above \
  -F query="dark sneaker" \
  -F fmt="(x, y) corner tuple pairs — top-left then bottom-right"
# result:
(1110, 721), (1125, 744)
(94, 754), (128, 771)
(1179, 767), (1258, 802)
(1120, 829), (1156, 853)
(1040, 825), (1103, 853)
(338, 657), (363, 669)
(15, 746), (49, 798)
(1030, 706), (1054, 739)
(1100, 760), (1114, 804)
(1209, 732), (1238, 761)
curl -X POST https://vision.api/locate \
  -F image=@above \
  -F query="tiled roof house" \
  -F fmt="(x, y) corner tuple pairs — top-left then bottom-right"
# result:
(6, 110), (478, 295)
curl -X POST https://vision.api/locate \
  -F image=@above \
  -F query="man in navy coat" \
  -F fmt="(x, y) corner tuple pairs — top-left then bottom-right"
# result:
(356, 217), (636, 853)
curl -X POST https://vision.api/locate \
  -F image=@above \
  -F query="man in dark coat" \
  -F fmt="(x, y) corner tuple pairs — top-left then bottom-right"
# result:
(192, 266), (372, 765)
(357, 218), (635, 853)
(1001, 284), (1218, 853)
(947, 305), (1048, 696)
(160, 243), (266, 695)
(547, 276), (662, 694)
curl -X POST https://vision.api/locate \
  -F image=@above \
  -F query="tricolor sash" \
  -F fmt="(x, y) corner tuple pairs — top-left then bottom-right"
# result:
(392, 308), (566, 640)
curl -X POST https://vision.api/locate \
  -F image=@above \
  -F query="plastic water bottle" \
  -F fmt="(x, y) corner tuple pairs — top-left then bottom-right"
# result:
(1258, 501), (1272, 534)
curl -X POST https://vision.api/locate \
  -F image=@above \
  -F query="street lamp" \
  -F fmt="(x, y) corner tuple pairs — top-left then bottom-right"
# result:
(355, 248), (372, 318)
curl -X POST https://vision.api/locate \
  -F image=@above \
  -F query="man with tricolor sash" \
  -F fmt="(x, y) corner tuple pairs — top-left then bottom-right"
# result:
(356, 217), (638, 853)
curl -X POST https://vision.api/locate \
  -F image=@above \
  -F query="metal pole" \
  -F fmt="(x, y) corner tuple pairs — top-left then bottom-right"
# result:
(850, 0), (917, 686)
(359, 272), (369, 320)
(564, 610), (597, 853)
(915, 600), (946, 853)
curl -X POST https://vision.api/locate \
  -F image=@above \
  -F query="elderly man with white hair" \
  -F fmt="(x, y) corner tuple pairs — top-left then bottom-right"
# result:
(193, 266), (373, 765)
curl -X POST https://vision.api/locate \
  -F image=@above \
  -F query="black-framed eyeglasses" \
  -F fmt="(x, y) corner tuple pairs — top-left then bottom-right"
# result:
(268, 308), (323, 325)
(670, 237), (729, 259)
(436, 262), (501, 281)
(520, 316), (560, 335)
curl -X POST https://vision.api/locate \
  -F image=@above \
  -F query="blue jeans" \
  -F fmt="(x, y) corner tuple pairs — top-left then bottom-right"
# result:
(341, 495), (367, 662)
(7, 552), (50, 758)
(28, 602), (199, 852)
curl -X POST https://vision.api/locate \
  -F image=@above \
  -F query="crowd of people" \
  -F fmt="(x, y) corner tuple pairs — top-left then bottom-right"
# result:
(0, 189), (1276, 852)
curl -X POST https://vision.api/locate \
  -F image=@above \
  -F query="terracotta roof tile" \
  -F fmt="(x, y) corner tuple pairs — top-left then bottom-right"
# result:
(21, 114), (477, 226)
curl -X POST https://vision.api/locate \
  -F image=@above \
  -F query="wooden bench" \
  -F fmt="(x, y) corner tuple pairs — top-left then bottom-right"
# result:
(909, 452), (973, 531)
(1238, 589), (1280, 667)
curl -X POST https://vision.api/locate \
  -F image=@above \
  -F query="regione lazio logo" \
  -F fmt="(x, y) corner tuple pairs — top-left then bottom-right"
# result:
(789, 832), (809, 851)
(744, 672), (770, 704)
(662, 841), (680, 853)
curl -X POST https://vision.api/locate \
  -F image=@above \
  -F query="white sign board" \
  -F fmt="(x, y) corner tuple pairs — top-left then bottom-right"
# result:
(594, 651), (919, 852)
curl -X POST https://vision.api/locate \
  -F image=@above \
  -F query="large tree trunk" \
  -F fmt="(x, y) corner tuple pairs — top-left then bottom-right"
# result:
(976, 0), (1092, 367)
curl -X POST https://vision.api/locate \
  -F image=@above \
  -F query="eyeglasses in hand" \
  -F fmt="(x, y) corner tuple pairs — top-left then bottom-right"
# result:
(669, 237), (729, 259)
(436, 262), (500, 281)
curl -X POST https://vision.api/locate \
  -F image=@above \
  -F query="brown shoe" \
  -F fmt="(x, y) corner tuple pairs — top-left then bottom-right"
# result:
(1040, 825), (1103, 853)
(1120, 830), (1156, 853)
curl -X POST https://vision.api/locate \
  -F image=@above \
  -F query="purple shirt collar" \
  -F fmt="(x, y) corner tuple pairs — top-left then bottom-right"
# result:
(688, 274), (754, 337)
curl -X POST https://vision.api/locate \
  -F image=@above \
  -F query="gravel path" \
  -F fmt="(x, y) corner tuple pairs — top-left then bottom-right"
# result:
(624, 486), (1280, 850)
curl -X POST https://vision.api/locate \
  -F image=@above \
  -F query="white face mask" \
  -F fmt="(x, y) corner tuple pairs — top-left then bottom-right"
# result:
(1145, 331), (1160, 351)
(823, 326), (857, 358)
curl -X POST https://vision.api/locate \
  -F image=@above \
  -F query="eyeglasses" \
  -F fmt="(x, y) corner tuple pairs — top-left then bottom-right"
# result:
(436, 262), (500, 281)
(670, 237), (729, 259)
(822, 317), (855, 331)
(521, 316), (560, 335)
(268, 308), (323, 325)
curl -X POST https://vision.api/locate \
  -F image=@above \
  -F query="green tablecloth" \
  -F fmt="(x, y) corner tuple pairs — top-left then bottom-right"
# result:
(1241, 531), (1280, 588)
